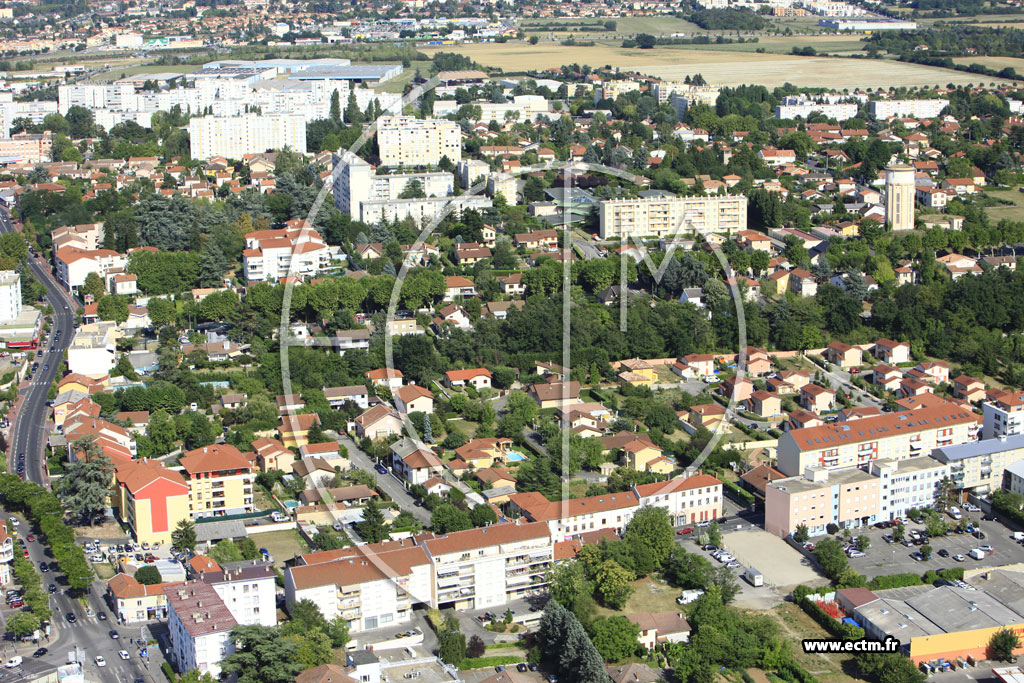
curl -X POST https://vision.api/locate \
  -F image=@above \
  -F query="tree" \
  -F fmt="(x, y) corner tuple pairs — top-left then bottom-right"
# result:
(469, 503), (496, 528)
(793, 524), (810, 544)
(431, 503), (472, 533)
(287, 628), (333, 670)
(857, 535), (871, 552)
(209, 539), (244, 564)
(438, 625), (466, 666)
(813, 537), (848, 580)
(357, 497), (388, 543)
(663, 548), (712, 589)
(594, 560), (634, 609)
(82, 272), (105, 301)
(467, 634), (485, 658)
(6, 612), (40, 639)
(589, 616), (639, 660)
(990, 628), (1020, 662)
(330, 89), (342, 124)
(547, 560), (594, 616)
(623, 506), (675, 573)
(171, 519), (197, 554)
(706, 521), (722, 547)
(285, 599), (329, 635)
(56, 444), (113, 524)
(134, 565), (162, 585)
(920, 543), (933, 560)
(892, 523), (905, 543)
(220, 625), (305, 683)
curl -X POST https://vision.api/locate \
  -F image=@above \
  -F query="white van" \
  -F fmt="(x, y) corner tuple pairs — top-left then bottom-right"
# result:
(968, 548), (985, 560)
(745, 568), (764, 587)
(5, 656), (22, 668)
(949, 506), (962, 520)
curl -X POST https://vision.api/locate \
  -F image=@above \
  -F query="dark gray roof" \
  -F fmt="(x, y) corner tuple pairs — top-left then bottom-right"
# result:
(933, 434), (1024, 463)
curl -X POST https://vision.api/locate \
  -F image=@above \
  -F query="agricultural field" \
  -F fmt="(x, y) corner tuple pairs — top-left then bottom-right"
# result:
(952, 55), (1024, 72)
(425, 42), (1010, 88)
(981, 186), (1024, 222)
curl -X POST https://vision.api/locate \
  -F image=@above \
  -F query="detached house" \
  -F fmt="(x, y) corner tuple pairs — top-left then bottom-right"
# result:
(394, 384), (434, 415)
(391, 438), (444, 485)
(444, 368), (493, 390)
(872, 338), (911, 365)
(824, 341), (862, 369)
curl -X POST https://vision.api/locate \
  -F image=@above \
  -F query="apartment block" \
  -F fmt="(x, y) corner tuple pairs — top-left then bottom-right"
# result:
(0, 132), (53, 164)
(0, 527), (12, 585)
(114, 460), (190, 545)
(1003, 459), (1024, 498)
(67, 321), (121, 379)
(188, 113), (307, 161)
(54, 246), (126, 291)
(332, 151), (455, 220)
(776, 97), (859, 120)
(632, 474), (723, 525)
(0, 271), (21, 324)
(982, 391), (1024, 439)
(240, 221), (331, 282)
(932, 433), (1024, 497)
(376, 116), (461, 167)
(164, 581), (237, 679)
(194, 561), (277, 627)
(359, 194), (492, 227)
(598, 194), (747, 239)
(765, 466), (881, 537)
(776, 404), (980, 477)
(179, 444), (256, 519)
(869, 99), (950, 119)
(507, 490), (639, 542)
(107, 573), (181, 624)
(869, 455), (950, 521)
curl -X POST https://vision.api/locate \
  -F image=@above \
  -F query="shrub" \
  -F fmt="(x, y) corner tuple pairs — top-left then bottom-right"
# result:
(868, 573), (923, 590)
(459, 656), (521, 671)
(162, 662), (176, 682)
(799, 597), (865, 641)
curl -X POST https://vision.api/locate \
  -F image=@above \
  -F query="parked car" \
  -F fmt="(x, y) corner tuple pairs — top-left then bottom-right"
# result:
(677, 527), (694, 535)
(953, 554), (966, 562)
(937, 549), (950, 558)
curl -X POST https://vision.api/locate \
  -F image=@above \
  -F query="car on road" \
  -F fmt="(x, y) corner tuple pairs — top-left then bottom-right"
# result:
(953, 554), (966, 562)
(109, 630), (119, 639)
(94, 656), (106, 667)
(8, 599), (23, 608)
(32, 648), (46, 658)
(677, 527), (694, 535)
(374, 463), (387, 474)
(118, 651), (129, 660)
(97, 612), (107, 621)
(38, 562), (46, 572)
(47, 584), (55, 594)
(938, 549), (950, 558)
(42, 365), (47, 371)
(25, 535), (33, 542)
(5, 656), (22, 668)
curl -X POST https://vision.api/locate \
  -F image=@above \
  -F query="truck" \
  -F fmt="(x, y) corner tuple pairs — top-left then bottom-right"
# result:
(676, 589), (705, 605)
(968, 548), (985, 560)
(1013, 532), (1024, 542)
(744, 568), (764, 587)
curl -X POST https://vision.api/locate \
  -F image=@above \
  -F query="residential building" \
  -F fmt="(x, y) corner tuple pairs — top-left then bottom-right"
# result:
(0, 527), (11, 585)
(598, 195), (747, 239)
(332, 151), (456, 221)
(107, 573), (181, 624)
(444, 368), (492, 390)
(391, 438), (444, 485)
(353, 404), (402, 440)
(376, 115), (461, 166)
(0, 271), (21, 323)
(193, 561), (277, 627)
(114, 460), (191, 545)
(394, 384), (434, 415)
(67, 321), (121, 379)
(626, 612), (691, 650)
(982, 391), (1024, 439)
(164, 581), (237, 678)
(776, 404), (980, 476)
(869, 99), (949, 119)
(241, 222), (331, 282)
(1003, 459), (1024, 498)
(188, 113), (306, 160)
(179, 445), (256, 519)
(885, 164), (916, 231)
(932, 433), (1024, 497)
(869, 456), (949, 521)
(54, 246), (126, 291)
(507, 490), (640, 542)
(632, 474), (723, 525)
(765, 466), (881, 537)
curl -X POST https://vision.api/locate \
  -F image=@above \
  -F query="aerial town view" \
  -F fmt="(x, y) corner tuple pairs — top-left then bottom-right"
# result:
(9, 0), (1024, 682)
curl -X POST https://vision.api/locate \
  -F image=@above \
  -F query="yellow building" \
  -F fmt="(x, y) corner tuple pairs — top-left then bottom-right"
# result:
(114, 461), (190, 545)
(279, 413), (320, 449)
(107, 573), (182, 624)
(180, 444), (256, 519)
(616, 358), (656, 387)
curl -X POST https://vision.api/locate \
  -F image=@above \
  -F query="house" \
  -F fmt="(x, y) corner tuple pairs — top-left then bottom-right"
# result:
(444, 276), (477, 301)
(872, 363), (903, 392)
(788, 268), (818, 297)
(297, 441), (348, 468)
(354, 405), (403, 440)
(444, 368), (492, 390)
(107, 573), (181, 624)
(800, 384), (836, 413)
(528, 381), (580, 409)
(219, 393), (247, 411)
(513, 229), (558, 250)
(915, 361), (949, 384)
(334, 329), (371, 351)
(499, 273), (526, 297)
(952, 375), (986, 402)
(276, 394), (306, 415)
(626, 611), (691, 650)
(606, 664), (660, 683)
(824, 341), (862, 369)
(682, 353), (715, 378)
(432, 304), (472, 331)
(365, 368), (404, 390)
(601, 432), (665, 472)
(391, 438), (444, 486)
(748, 390), (782, 418)
(251, 437), (295, 473)
(742, 346), (773, 377)
(394, 384), (434, 415)
(291, 457), (337, 488)
(615, 358), (657, 387)
(872, 338), (911, 365)
(279, 413), (320, 450)
(688, 403), (726, 430)
(324, 385), (370, 410)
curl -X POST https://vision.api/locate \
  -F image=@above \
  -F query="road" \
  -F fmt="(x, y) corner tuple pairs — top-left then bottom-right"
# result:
(329, 432), (431, 525)
(0, 514), (161, 683)
(0, 208), (77, 485)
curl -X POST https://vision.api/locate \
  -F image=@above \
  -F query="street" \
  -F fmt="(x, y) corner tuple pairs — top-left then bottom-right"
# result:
(331, 432), (431, 525)
(0, 208), (77, 485)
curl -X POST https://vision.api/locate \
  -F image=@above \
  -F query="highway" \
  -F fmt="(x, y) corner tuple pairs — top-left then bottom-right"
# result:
(0, 208), (77, 486)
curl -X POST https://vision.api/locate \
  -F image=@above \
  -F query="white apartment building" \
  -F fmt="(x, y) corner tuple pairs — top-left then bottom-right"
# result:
(598, 194), (748, 239)
(457, 159), (490, 188)
(983, 393), (1024, 439)
(360, 195), (492, 227)
(188, 113), (306, 161)
(67, 322), (120, 378)
(869, 99), (950, 119)
(1003, 459), (1024, 498)
(164, 581), (237, 679)
(776, 96), (859, 120)
(51, 223), (104, 252)
(932, 433), (1024, 497)
(632, 474), (723, 526)
(421, 522), (553, 610)
(595, 80), (641, 103)
(197, 563), (277, 627)
(432, 95), (551, 122)
(376, 116), (462, 167)
(671, 87), (721, 118)
(332, 151), (456, 220)
(0, 96), (58, 137)
(870, 455), (950, 521)
(241, 222), (331, 282)
(508, 490), (640, 542)
(54, 246), (127, 292)
(0, 271), (21, 324)
(284, 542), (434, 632)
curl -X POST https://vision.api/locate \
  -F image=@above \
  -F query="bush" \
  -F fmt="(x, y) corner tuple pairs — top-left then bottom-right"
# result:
(721, 479), (756, 506)
(799, 597), (865, 641)
(868, 573), (923, 591)
(459, 656), (521, 671)
(162, 662), (175, 682)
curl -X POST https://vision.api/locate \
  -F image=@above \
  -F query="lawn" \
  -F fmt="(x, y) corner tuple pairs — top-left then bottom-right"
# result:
(251, 529), (309, 567)
(423, 42), (1010, 88)
(953, 56), (1024, 72)
(981, 187), (1024, 222)
(594, 576), (682, 618)
(374, 60), (430, 94)
(87, 63), (199, 83)
(766, 603), (861, 683)
(92, 561), (116, 580)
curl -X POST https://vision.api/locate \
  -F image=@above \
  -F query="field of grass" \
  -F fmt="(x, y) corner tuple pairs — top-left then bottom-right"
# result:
(374, 59), (431, 94)
(87, 63), (200, 83)
(423, 43), (1008, 88)
(953, 55), (1024, 72)
(593, 576), (682, 618)
(767, 603), (860, 683)
(981, 186), (1024, 222)
(252, 529), (309, 568)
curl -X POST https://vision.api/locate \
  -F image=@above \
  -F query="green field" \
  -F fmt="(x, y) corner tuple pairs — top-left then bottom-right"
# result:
(981, 187), (1024, 222)
(87, 63), (199, 83)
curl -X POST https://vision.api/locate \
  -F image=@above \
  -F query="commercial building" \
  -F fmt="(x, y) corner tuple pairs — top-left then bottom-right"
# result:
(765, 466), (881, 537)
(870, 99), (949, 119)
(598, 194), (748, 239)
(885, 164), (916, 231)
(0, 271), (21, 323)
(188, 113), (307, 161)
(932, 433), (1024, 497)
(376, 116), (461, 167)
(869, 455), (949, 521)
(179, 444), (256, 519)
(165, 581), (237, 679)
(776, 403), (979, 477)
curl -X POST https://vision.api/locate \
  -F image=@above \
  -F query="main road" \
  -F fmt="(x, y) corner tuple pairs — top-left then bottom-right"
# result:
(0, 208), (77, 486)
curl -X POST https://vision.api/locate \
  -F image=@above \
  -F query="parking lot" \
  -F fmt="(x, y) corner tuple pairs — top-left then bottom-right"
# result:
(831, 516), (1024, 578)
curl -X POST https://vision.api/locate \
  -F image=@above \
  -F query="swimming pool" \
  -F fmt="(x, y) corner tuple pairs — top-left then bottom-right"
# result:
(505, 451), (527, 462)
(282, 500), (299, 509)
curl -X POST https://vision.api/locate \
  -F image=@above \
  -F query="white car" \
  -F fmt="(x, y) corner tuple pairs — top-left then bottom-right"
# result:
(979, 544), (994, 553)
(8, 518), (17, 527)
(118, 651), (129, 660)
(953, 554), (966, 562)
(5, 656), (22, 668)
(94, 656), (106, 667)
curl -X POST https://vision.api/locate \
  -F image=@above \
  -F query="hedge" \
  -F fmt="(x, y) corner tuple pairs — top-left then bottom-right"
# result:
(459, 656), (521, 670)
(721, 479), (756, 506)
(799, 597), (865, 641)
(868, 573), (923, 591)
